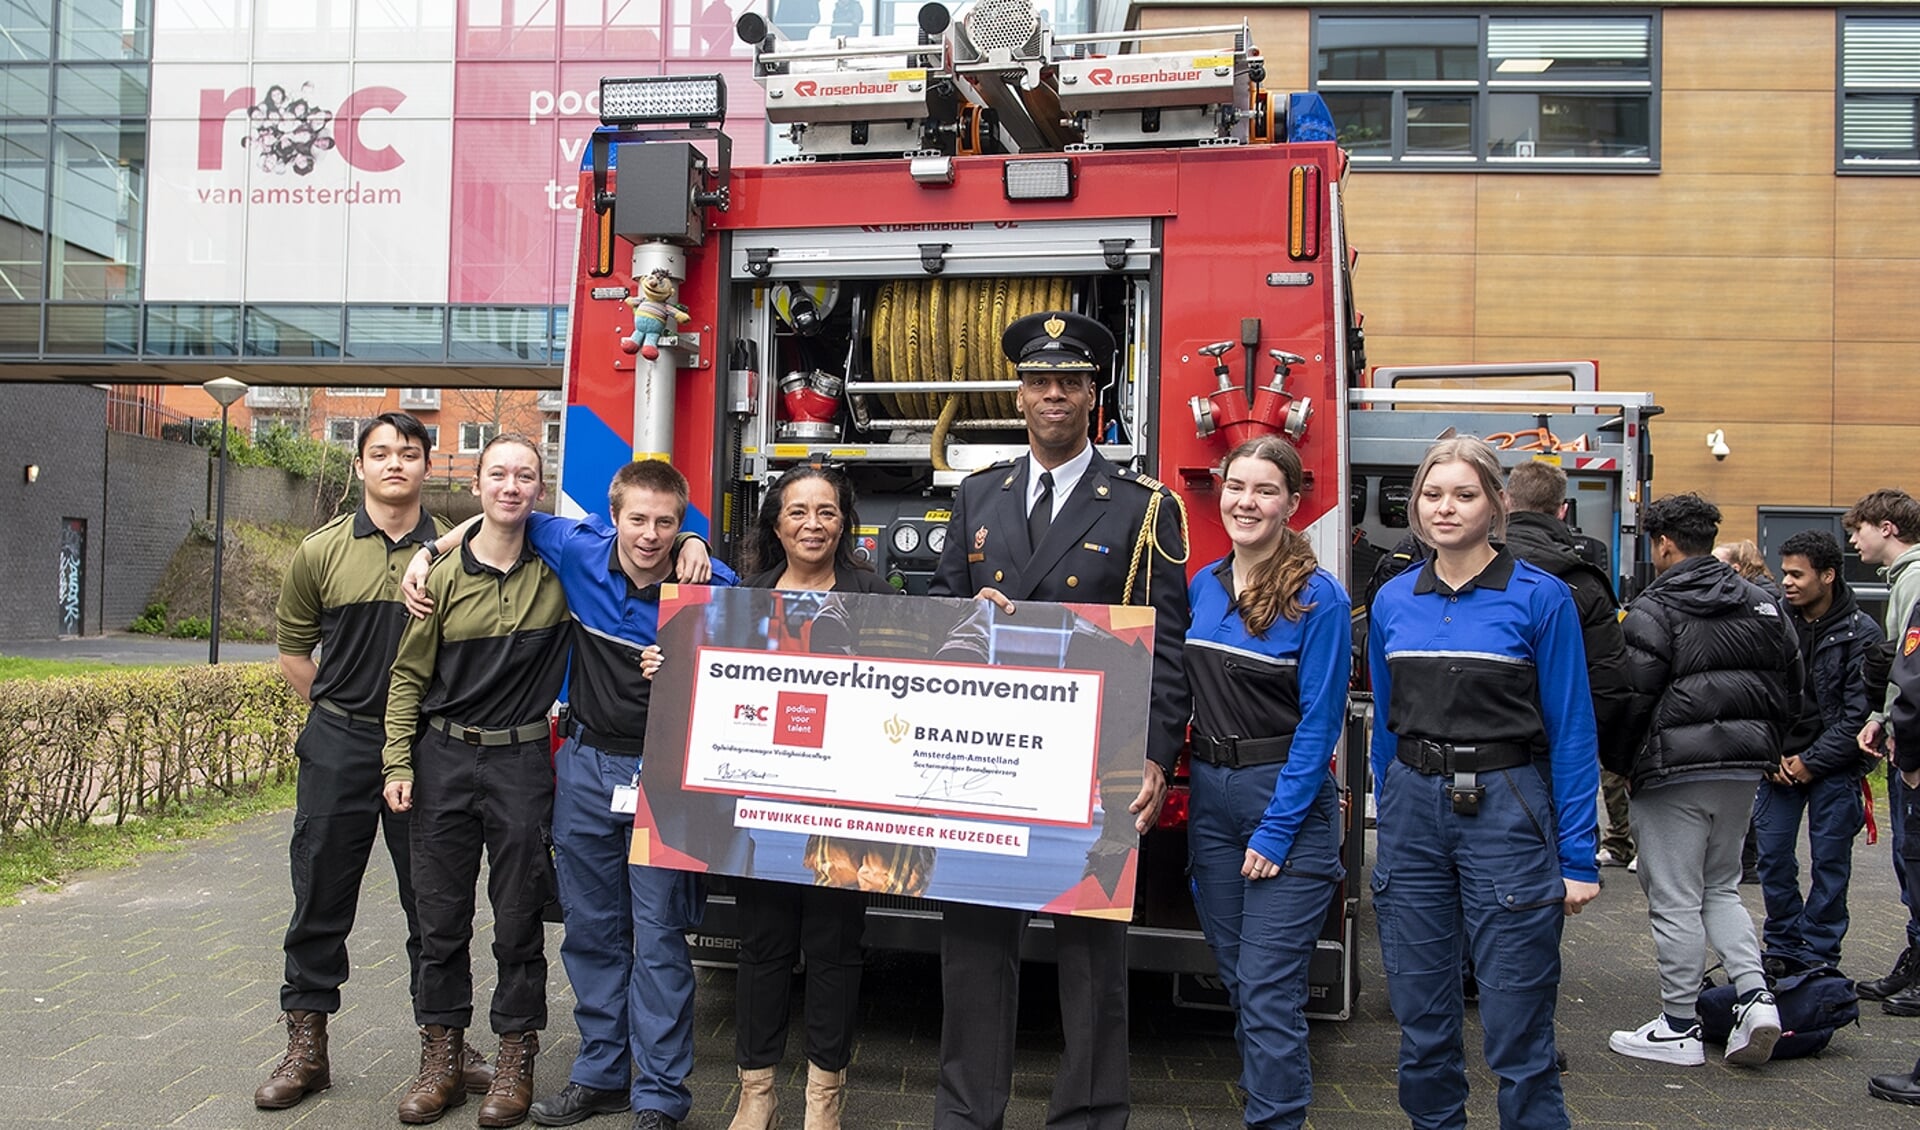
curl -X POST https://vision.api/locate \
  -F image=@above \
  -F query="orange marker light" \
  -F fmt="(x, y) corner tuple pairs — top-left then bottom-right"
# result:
(1289, 164), (1322, 261)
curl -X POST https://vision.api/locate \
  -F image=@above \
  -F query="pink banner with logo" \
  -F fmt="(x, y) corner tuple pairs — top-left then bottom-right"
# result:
(146, 0), (768, 307)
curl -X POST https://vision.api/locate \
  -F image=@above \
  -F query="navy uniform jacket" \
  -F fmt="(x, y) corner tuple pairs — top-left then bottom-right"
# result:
(1368, 548), (1601, 883)
(929, 449), (1191, 777)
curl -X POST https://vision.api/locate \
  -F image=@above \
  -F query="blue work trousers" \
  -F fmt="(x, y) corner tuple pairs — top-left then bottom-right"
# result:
(1892, 770), (1920, 948)
(1188, 761), (1343, 1130)
(1752, 773), (1864, 966)
(551, 737), (705, 1120)
(1372, 757), (1569, 1130)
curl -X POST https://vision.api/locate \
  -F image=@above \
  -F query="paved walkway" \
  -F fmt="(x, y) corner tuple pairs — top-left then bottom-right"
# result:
(2, 634), (281, 665)
(4, 804), (1920, 1128)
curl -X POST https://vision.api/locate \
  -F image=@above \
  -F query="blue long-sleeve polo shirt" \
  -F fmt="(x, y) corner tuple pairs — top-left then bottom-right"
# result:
(1368, 548), (1600, 884)
(1186, 558), (1352, 868)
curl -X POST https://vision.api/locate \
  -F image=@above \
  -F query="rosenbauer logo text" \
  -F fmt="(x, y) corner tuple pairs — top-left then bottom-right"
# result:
(792, 79), (902, 98)
(1086, 67), (1203, 86)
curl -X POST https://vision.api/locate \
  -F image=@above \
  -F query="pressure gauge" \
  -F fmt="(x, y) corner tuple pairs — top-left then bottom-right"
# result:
(890, 524), (922, 555)
(926, 526), (947, 556)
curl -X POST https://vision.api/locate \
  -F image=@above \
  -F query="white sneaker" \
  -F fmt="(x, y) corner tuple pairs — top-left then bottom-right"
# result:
(1627, 856), (1639, 873)
(1725, 990), (1782, 1065)
(1596, 848), (1631, 867)
(1608, 1016), (1705, 1065)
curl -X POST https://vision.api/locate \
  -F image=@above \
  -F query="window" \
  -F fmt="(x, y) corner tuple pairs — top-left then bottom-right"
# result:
(1841, 15), (1920, 168)
(460, 421), (499, 452)
(327, 418), (365, 446)
(422, 424), (440, 450)
(544, 419), (561, 447)
(331, 387), (386, 398)
(1314, 12), (1657, 168)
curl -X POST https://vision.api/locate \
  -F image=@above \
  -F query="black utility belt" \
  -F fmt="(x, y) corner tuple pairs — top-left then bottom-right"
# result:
(1397, 740), (1533, 777)
(1189, 733), (1293, 769)
(561, 716), (646, 757)
(428, 714), (550, 748)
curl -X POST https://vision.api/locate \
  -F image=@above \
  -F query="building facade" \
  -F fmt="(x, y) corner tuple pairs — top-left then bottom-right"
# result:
(1134, 0), (1920, 543)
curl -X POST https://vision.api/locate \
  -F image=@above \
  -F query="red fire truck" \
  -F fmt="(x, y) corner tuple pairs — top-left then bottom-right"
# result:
(554, 0), (1658, 1019)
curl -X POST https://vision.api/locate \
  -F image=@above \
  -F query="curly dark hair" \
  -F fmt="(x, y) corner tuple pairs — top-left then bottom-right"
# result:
(744, 465), (862, 575)
(1644, 493), (1722, 557)
(1780, 529), (1843, 578)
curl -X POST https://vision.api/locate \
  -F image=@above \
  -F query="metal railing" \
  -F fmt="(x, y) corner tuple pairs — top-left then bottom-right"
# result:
(106, 389), (201, 442)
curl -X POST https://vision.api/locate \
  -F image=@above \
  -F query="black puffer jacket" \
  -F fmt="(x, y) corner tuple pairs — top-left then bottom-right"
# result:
(1621, 554), (1803, 790)
(1505, 511), (1635, 774)
(1784, 581), (1882, 780)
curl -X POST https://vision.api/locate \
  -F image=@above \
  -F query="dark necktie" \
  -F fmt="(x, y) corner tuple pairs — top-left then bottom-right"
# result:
(1028, 470), (1054, 556)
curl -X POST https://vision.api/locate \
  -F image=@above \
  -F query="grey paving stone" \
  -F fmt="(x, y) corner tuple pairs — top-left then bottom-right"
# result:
(4, 804), (1918, 1128)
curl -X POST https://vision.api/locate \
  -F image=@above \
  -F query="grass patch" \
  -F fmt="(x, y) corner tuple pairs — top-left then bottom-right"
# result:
(0, 655), (159, 682)
(0, 778), (297, 906)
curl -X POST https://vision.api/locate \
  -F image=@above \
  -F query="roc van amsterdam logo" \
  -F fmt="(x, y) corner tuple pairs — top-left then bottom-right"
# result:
(194, 81), (410, 206)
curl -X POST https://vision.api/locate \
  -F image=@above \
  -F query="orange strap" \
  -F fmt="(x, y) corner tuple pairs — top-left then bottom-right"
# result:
(1864, 776), (1879, 846)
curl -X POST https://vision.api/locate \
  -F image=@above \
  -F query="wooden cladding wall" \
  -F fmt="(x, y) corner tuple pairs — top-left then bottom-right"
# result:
(1135, 3), (1920, 542)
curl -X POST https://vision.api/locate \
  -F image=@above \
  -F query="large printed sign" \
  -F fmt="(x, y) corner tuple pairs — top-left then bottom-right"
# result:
(634, 586), (1157, 918)
(145, 0), (767, 307)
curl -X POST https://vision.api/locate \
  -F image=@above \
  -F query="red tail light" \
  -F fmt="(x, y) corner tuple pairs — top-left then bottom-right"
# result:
(1157, 785), (1191, 830)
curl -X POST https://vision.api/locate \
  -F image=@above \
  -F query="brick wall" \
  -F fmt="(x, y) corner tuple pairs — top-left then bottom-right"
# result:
(0, 386), (109, 640)
(100, 432), (211, 631)
(3, 388), (507, 642)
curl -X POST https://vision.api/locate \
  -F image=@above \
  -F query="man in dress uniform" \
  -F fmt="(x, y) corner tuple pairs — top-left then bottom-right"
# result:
(928, 311), (1191, 1130)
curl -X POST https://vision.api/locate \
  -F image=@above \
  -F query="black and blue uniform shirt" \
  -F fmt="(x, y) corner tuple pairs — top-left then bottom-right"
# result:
(1367, 546), (1600, 883)
(1186, 557), (1352, 866)
(277, 505), (450, 716)
(526, 510), (738, 742)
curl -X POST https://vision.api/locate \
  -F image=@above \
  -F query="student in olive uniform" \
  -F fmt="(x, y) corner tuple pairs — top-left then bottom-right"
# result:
(404, 462), (724, 1130)
(258, 412), (494, 1111)
(928, 310), (1191, 1130)
(382, 436), (572, 1128)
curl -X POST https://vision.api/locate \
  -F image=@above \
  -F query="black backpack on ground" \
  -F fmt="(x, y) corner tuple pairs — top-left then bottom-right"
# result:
(1697, 953), (1860, 1059)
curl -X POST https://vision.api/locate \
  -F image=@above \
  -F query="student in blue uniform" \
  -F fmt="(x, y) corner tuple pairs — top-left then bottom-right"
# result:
(1367, 436), (1601, 1130)
(1184, 435), (1349, 1129)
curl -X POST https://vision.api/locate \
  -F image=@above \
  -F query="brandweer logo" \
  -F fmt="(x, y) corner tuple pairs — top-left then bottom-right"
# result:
(1086, 66), (1203, 86)
(792, 79), (901, 98)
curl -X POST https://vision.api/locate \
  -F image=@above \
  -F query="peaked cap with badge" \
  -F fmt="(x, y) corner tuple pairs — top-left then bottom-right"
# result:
(1001, 310), (1116, 374)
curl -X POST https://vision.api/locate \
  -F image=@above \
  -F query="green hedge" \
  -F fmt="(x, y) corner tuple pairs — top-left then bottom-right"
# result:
(0, 664), (306, 842)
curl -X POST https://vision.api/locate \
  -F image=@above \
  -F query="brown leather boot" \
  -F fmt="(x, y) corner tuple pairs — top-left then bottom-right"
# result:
(397, 1025), (468, 1124)
(803, 1063), (845, 1130)
(727, 1065), (780, 1130)
(462, 1040), (496, 1094)
(254, 1010), (331, 1110)
(476, 1031), (539, 1128)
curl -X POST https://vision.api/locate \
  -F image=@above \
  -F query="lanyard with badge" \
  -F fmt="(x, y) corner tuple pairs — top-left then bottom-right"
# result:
(612, 760), (640, 814)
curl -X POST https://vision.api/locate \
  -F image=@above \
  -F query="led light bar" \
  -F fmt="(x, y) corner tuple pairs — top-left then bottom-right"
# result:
(1004, 157), (1075, 201)
(600, 74), (728, 126)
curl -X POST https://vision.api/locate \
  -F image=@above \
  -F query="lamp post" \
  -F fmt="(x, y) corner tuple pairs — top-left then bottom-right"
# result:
(202, 377), (249, 664)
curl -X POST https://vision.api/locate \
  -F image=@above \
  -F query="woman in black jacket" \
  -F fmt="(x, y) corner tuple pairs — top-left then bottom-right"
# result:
(642, 466), (892, 1130)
